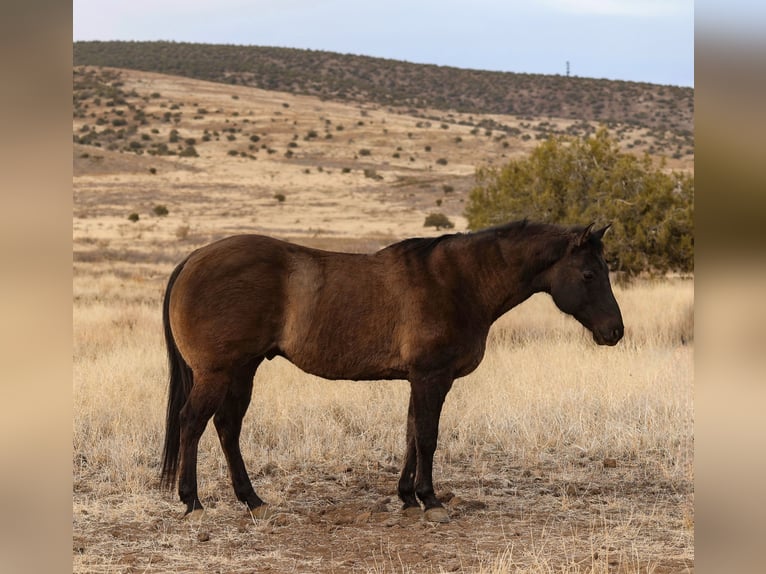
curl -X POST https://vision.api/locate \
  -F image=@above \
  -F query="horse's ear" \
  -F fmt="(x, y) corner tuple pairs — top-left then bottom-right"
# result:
(575, 223), (595, 247)
(593, 223), (612, 241)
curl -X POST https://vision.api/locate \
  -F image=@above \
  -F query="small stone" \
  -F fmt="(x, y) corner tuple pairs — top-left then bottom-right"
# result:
(402, 506), (423, 518)
(424, 507), (450, 523)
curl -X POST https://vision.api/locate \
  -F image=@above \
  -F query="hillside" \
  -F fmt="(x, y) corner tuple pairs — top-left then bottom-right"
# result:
(74, 41), (693, 141)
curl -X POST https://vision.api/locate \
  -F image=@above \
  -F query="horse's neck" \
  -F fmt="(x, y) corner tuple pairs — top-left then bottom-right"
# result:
(463, 231), (567, 321)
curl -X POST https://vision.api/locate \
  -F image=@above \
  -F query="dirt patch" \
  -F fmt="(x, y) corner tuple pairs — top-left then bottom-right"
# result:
(73, 458), (693, 573)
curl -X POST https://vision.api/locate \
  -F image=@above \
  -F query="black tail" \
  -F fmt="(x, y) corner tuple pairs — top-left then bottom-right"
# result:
(160, 257), (193, 489)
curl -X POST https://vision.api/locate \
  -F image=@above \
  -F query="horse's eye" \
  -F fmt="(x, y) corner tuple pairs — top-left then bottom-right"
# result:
(583, 270), (595, 281)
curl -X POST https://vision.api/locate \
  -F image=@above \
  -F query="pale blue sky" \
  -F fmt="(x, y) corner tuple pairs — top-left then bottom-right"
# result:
(73, 0), (694, 87)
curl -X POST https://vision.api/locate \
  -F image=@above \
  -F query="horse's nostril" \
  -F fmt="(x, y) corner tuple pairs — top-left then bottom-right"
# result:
(612, 327), (623, 341)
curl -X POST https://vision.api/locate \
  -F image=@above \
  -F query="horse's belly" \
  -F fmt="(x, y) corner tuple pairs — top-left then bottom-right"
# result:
(279, 334), (406, 381)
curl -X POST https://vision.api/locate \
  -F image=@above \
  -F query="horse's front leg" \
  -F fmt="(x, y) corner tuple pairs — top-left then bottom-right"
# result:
(408, 373), (453, 523)
(397, 395), (420, 511)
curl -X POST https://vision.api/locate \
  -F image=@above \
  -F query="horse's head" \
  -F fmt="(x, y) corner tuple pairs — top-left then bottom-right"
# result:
(547, 224), (624, 346)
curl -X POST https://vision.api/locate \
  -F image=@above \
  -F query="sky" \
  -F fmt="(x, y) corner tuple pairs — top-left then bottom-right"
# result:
(73, 0), (694, 87)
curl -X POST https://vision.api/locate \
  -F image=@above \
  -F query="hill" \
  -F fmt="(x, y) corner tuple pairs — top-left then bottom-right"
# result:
(74, 41), (693, 140)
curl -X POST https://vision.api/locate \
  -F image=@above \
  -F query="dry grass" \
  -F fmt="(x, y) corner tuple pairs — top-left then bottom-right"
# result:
(73, 274), (693, 573)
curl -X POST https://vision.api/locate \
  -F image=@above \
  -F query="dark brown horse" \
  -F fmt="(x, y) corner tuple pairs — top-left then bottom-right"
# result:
(160, 220), (623, 522)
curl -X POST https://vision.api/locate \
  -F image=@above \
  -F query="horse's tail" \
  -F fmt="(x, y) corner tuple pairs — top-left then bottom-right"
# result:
(160, 257), (193, 489)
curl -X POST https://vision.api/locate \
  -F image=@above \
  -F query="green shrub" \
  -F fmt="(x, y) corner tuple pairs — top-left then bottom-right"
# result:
(179, 146), (198, 157)
(424, 213), (454, 230)
(465, 128), (693, 276)
(152, 205), (169, 217)
(128, 213), (139, 222)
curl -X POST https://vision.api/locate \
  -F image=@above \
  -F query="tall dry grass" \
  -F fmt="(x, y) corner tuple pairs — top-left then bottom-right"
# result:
(73, 274), (693, 572)
(73, 277), (692, 494)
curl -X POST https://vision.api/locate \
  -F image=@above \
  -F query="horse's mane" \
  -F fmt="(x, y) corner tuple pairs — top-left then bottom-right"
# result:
(380, 219), (600, 260)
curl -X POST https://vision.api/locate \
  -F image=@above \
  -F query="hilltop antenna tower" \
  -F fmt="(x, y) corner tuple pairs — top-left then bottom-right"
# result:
(566, 61), (570, 77)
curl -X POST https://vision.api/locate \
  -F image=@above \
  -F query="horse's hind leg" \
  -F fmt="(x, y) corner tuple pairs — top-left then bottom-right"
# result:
(178, 370), (230, 517)
(213, 359), (270, 517)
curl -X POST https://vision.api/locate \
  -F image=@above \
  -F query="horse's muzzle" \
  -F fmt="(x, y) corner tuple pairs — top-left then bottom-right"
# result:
(593, 323), (624, 346)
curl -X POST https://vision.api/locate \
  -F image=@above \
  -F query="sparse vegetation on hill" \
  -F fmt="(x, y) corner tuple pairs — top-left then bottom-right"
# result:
(73, 41), (693, 141)
(72, 65), (694, 170)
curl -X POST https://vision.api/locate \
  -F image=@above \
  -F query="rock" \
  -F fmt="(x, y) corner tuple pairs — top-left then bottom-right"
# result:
(424, 507), (450, 523)
(402, 506), (423, 518)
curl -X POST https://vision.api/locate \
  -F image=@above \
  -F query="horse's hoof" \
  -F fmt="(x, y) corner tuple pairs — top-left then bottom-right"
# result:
(402, 506), (423, 518)
(184, 508), (205, 521)
(424, 507), (450, 523)
(247, 504), (276, 520)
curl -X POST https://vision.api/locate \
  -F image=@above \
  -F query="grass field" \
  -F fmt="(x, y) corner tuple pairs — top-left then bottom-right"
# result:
(73, 67), (693, 573)
(73, 268), (693, 573)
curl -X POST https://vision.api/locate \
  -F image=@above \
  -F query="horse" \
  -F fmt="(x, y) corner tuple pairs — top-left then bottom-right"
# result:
(160, 220), (623, 523)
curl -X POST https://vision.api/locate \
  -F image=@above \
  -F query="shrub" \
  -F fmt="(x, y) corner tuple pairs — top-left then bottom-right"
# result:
(465, 128), (693, 276)
(179, 146), (198, 157)
(152, 205), (169, 217)
(424, 213), (454, 230)
(274, 193), (286, 202)
(128, 213), (139, 222)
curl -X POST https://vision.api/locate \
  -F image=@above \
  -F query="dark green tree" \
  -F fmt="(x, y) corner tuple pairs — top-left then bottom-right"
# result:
(465, 128), (693, 276)
(424, 213), (454, 230)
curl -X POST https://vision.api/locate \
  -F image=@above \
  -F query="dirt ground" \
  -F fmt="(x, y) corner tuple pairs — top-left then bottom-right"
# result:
(73, 453), (693, 573)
